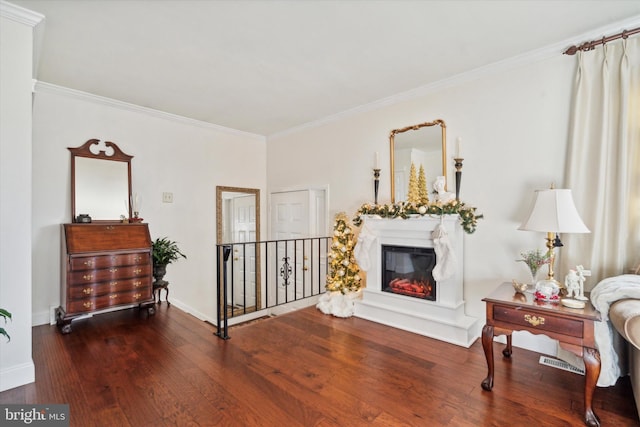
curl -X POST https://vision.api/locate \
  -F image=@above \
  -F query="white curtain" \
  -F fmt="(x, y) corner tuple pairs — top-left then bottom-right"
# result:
(561, 37), (640, 286)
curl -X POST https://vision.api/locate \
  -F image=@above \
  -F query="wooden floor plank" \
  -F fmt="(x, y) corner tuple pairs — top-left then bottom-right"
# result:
(1, 304), (638, 426)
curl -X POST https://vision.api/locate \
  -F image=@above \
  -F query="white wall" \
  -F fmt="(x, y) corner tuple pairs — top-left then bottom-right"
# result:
(0, 1), (42, 391)
(267, 52), (578, 354)
(30, 87), (266, 326)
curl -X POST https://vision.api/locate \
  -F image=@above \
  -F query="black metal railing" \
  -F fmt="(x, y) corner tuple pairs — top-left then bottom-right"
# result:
(215, 237), (330, 339)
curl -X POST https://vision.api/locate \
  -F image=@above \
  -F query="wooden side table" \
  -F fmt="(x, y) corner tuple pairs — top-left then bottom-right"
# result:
(481, 282), (602, 427)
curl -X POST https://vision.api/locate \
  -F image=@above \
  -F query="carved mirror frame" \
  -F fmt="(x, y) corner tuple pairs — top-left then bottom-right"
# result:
(390, 119), (447, 203)
(69, 139), (133, 222)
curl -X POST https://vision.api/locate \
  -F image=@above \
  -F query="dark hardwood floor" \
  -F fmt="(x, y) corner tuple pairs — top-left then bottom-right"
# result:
(1, 304), (638, 426)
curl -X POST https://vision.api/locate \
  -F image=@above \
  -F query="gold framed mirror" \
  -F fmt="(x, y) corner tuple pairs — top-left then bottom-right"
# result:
(69, 139), (133, 222)
(390, 119), (447, 203)
(216, 186), (260, 244)
(216, 186), (261, 316)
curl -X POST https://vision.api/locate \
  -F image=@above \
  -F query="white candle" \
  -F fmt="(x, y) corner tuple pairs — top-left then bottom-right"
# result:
(456, 137), (462, 158)
(374, 151), (379, 169)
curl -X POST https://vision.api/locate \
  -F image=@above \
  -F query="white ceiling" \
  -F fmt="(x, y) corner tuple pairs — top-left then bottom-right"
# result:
(12, 0), (640, 136)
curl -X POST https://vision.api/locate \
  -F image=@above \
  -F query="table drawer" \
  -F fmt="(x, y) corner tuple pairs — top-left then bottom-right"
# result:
(493, 306), (584, 338)
(70, 252), (149, 271)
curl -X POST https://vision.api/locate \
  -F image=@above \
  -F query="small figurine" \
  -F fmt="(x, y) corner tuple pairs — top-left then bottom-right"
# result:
(564, 269), (579, 298)
(433, 176), (455, 203)
(512, 279), (528, 294)
(574, 265), (591, 301)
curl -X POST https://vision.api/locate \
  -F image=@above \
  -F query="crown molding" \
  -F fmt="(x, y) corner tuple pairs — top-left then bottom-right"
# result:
(0, 0), (44, 26)
(34, 81), (265, 141)
(268, 14), (640, 140)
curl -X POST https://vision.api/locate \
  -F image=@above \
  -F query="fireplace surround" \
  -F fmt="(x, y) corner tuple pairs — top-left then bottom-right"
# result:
(354, 215), (479, 347)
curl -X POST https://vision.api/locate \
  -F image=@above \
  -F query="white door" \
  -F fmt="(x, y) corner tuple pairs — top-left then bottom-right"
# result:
(269, 189), (327, 305)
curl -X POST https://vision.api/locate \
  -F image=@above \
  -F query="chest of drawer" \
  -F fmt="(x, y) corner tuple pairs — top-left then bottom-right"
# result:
(69, 264), (151, 284)
(67, 288), (152, 314)
(68, 277), (149, 299)
(493, 305), (584, 338)
(70, 252), (149, 271)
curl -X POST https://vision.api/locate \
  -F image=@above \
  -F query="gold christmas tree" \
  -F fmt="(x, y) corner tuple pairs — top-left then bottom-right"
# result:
(418, 164), (429, 204)
(407, 162), (421, 205)
(325, 212), (361, 294)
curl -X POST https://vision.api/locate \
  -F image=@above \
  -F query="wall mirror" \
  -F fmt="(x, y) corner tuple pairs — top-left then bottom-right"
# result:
(390, 119), (447, 203)
(69, 139), (132, 222)
(216, 186), (261, 316)
(216, 186), (260, 244)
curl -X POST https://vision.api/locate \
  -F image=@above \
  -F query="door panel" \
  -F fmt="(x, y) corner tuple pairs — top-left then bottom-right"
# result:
(229, 195), (256, 309)
(269, 190), (328, 304)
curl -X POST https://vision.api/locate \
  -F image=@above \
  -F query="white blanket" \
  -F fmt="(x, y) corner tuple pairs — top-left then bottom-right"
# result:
(559, 274), (640, 386)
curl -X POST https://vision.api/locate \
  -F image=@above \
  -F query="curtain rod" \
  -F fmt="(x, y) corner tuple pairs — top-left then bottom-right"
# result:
(563, 26), (640, 55)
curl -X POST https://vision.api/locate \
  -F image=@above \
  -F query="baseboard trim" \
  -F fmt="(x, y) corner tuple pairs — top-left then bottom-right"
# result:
(0, 361), (35, 392)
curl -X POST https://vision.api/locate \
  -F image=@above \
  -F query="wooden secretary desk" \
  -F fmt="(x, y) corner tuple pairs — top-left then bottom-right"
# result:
(57, 223), (155, 333)
(56, 139), (155, 333)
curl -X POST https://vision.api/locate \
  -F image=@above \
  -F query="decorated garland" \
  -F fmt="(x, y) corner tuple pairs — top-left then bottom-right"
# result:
(352, 200), (483, 234)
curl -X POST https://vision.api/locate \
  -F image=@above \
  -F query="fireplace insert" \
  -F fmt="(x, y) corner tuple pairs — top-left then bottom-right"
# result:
(381, 245), (436, 300)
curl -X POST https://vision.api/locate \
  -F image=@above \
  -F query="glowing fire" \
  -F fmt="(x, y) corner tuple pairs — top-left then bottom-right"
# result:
(388, 277), (433, 298)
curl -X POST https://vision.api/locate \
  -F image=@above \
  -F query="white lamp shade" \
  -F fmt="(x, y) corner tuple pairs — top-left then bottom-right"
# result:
(519, 189), (590, 233)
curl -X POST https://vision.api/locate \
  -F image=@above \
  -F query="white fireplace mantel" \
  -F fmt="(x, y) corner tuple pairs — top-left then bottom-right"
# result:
(354, 215), (480, 347)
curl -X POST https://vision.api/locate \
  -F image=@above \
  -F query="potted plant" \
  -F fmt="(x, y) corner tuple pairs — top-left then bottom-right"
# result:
(151, 237), (186, 300)
(0, 307), (11, 342)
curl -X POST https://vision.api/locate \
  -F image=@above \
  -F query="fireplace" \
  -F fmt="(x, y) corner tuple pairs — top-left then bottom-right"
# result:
(382, 245), (436, 300)
(354, 216), (479, 347)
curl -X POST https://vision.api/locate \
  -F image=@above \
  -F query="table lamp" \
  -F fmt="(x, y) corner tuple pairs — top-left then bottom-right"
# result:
(518, 187), (590, 290)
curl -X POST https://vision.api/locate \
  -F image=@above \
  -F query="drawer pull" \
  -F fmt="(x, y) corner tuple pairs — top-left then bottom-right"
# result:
(83, 274), (94, 281)
(83, 302), (93, 309)
(133, 293), (142, 300)
(109, 281), (118, 287)
(105, 225), (114, 231)
(134, 256), (142, 262)
(109, 294), (118, 299)
(109, 268), (118, 273)
(133, 268), (142, 274)
(82, 288), (93, 295)
(83, 260), (95, 267)
(524, 314), (545, 327)
(133, 281), (142, 287)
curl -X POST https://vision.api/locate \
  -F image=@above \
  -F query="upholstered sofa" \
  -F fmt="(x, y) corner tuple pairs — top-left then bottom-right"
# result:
(610, 298), (640, 416)
(558, 272), (640, 418)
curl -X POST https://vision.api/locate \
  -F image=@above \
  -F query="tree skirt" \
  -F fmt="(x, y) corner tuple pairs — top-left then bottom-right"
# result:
(316, 290), (362, 318)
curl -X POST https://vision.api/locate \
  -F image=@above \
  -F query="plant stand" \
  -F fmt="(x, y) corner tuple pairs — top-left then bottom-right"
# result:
(153, 263), (170, 305)
(153, 282), (170, 305)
